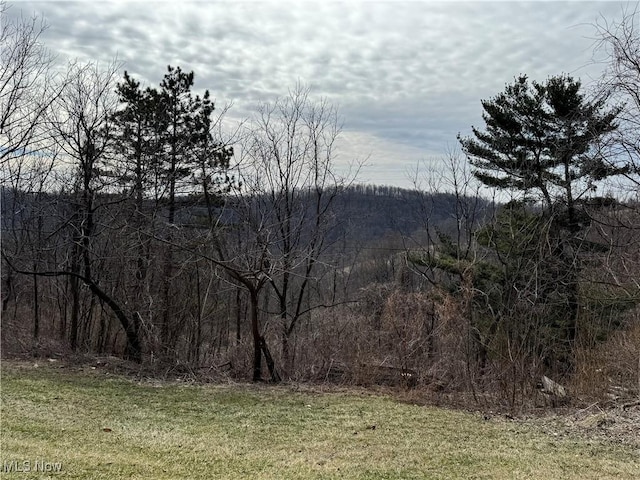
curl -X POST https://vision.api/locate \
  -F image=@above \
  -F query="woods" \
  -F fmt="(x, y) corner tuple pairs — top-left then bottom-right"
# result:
(2, 1), (640, 410)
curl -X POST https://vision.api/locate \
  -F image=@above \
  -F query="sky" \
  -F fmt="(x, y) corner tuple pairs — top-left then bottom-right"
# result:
(5, 0), (633, 188)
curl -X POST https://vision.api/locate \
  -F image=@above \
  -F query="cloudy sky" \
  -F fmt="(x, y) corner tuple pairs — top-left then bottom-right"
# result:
(6, 0), (631, 187)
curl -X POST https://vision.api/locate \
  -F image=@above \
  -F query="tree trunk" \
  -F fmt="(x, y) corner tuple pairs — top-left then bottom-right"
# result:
(261, 337), (281, 383)
(281, 329), (291, 379)
(161, 246), (174, 357)
(249, 287), (262, 381)
(2, 264), (12, 312)
(236, 287), (242, 344)
(85, 279), (142, 363)
(32, 269), (40, 341)
(69, 271), (80, 352)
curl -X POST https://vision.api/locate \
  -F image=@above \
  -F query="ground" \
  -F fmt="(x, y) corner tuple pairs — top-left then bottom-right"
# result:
(522, 405), (640, 450)
(1, 356), (638, 479)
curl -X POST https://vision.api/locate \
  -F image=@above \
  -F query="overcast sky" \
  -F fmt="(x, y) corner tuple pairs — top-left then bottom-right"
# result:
(6, 1), (632, 187)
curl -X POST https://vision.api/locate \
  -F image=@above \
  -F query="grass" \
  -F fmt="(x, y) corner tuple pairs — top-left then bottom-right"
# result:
(0, 361), (638, 479)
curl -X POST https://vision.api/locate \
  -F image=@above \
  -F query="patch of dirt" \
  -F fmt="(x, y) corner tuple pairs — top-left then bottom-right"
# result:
(521, 403), (640, 450)
(385, 387), (640, 450)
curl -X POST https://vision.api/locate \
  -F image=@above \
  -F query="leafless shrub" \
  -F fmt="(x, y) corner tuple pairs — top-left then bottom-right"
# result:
(573, 308), (640, 403)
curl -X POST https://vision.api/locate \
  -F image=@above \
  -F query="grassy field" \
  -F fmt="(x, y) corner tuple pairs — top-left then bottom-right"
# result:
(1, 361), (638, 479)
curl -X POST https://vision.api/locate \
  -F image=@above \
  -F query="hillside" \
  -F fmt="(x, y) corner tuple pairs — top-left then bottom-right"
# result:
(329, 184), (493, 247)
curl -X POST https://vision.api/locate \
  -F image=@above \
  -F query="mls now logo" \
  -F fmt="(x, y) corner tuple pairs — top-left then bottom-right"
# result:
(3, 459), (62, 473)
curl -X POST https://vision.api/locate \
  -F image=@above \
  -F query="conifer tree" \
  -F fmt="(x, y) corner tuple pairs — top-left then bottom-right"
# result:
(111, 66), (232, 359)
(459, 75), (622, 371)
(459, 75), (620, 219)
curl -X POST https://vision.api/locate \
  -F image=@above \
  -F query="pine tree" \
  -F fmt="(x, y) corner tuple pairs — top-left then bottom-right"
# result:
(111, 66), (233, 359)
(459, 75), (623, 372)
(459, 75), (621, 215)
(112, 72), (159, 203)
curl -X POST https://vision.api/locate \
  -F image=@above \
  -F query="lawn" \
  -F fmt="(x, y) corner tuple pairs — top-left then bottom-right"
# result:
(0, 361), (638, 479)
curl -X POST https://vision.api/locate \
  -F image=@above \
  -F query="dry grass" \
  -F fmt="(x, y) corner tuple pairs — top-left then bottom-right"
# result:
(1, 360), (638, 479)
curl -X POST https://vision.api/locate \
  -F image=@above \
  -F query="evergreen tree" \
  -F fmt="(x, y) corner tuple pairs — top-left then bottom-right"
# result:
(157, 66), (208, 222)
(459, 74), (620, 217)
(459, 75), (623, 372)
(111, 66), (233, 359)
(111, 71), (162, 204)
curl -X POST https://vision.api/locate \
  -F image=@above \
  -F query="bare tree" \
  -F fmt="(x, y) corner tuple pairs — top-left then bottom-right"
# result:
(0, 1), (61, 170)
(406, 149), (489, 286)
(3, 60), (144, 361)
(0, 1), (64, 350)
(405, 150), (495, 395)
(594, 6), (640, 190)
(240, 85), (348, 377)
(198, 85), (352, 381)
(1, 153), (57, 346)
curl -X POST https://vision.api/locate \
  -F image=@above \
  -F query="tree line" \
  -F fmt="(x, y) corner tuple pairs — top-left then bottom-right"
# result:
(2, 1), (640, 407)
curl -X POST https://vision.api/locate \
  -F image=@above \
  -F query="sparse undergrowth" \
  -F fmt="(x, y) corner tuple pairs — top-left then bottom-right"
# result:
(1, 360), (638, 479)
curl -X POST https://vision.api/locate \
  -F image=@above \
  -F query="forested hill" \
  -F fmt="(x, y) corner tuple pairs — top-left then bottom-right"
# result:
(0, 184), (493, 248)
(328, 184), (493, 246)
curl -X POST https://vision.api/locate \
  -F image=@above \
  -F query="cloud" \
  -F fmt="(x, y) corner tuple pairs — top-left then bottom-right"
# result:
(6, 1), (630, 187)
